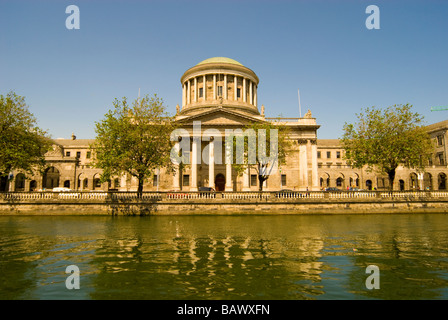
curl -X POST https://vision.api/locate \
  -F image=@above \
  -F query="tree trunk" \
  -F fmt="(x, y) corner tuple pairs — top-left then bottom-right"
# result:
(387, 168), (396, 191)
(258, 175), (264, 192)
(137, 174), (144, 198)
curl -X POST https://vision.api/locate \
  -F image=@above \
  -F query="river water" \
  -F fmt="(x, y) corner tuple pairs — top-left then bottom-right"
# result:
(1, 213), (448, 300)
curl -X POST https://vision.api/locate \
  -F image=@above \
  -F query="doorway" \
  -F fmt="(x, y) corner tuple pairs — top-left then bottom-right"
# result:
(215, 173), (225, 191)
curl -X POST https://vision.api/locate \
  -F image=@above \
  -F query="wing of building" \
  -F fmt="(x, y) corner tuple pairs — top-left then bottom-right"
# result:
(4, 58), (448, 192)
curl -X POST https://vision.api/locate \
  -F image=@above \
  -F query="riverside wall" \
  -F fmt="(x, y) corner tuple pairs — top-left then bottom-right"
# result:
(1, 191), (448, 215)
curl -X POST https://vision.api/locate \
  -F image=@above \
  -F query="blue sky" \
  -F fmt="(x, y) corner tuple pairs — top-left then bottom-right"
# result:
(1, 0), (447, 139)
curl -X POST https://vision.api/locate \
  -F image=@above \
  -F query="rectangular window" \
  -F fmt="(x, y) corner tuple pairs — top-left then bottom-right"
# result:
(317, 151), (321, 159)
(76, 151), (81, 158)
(336, 151), (341, 159)
(250, 174), (257, 187)
(326, 151), (331, 158)
(114, 178), (120, 188)
(153, 175), (158, 187)
(438, 153), (445, 165)
(65, 151), (70, 157)
(281, 174), (287, 186)
(237, 88), (241, 98)
(437, 135), (444, 146)
(199, 87), (203, 98)
(217, 86), (223, 97)
(86, 151), (91, 159)
(183, 175), (190, 187)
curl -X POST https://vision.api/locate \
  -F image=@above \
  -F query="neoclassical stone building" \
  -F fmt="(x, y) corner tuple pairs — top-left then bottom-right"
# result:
(6, 57), (448, 192)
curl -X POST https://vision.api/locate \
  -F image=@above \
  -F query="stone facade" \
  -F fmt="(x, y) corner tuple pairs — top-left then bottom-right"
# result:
(5, 58), (448, 192)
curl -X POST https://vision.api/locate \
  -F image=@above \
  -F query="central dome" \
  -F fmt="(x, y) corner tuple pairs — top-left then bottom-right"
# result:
(196, 57), (243, 67)
(179, 57), (260, 117)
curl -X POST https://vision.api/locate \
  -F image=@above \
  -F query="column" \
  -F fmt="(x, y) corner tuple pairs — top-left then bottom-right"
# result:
(208, 137), (215, 188)
(225, 140), (233, 191)
(234, 75), (238, 100)
(191, 137), (198, 191)
(203, 75), (206, 101)
(213, 74), (216, 100)
(311, 141), (319, 191)
(194, 77), (197, 102)
(182, 83), (186, 107)
(173, 142), (180, 191)
(242, 166), (250, 191)
(224, 74), (227, 100)
(243, 78), (246, 102)
(121, 173), (127, 191)
(249, 80), (253, 105)
(187, 80), (191, 104)
(226, 163), (233, 191)
(299, 141), (308, 190)
(254, 85), (257, 107)
(418, 172), (424, 190)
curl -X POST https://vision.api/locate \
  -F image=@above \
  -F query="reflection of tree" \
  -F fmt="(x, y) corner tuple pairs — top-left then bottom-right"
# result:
(0, 221), (38, 299)
(345, 227), (448, 300)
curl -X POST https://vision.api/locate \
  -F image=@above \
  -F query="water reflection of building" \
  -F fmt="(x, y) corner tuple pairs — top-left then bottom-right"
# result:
(3, 58), (447, 192)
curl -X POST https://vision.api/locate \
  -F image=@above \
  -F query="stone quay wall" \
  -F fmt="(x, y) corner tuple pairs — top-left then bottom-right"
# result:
(1, 191), (448, 215)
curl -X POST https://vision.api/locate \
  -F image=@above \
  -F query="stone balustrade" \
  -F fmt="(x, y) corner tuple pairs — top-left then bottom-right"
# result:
(2, 190), (448, 202)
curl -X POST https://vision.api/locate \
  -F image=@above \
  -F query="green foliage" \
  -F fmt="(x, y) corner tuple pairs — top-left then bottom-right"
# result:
(91, 94), (177, 194)
(341, 104), (434, 189)
(0, 91), (52, 178)
(227, 120), (291, 191)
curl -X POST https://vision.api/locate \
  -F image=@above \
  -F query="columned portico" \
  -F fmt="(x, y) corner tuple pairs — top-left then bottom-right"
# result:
(175, 57), (320, 192)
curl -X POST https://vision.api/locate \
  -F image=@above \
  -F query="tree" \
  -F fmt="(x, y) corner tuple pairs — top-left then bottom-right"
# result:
(228, 120), (291, 191)
(91, 94), (177, 196)
(341, 104), (434, 190)
(0, 92), (52, 191)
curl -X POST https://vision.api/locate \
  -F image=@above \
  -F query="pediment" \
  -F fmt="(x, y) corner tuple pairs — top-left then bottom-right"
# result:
(176, 108), (265, 127)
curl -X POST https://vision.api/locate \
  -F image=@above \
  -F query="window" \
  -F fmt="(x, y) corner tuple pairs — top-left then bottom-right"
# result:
(327, 151), (331, 158)
(65, 151), (71, 157)
(183, 175), (190, 187)
(336, 151), (341, 159)
(153, 175), (159, 187)
(281, 174), (287, 186)
(76, 151), (81, 158)
(317, 151), (321, 159)
(250, 174), (257, 187)
(336, 177), (343, 187)
(237, 88), (241, 98)
(217, 86), (223, 97)
(438, 153), (445, 165)
(86, 151), (91, 159)
(114, 178), (120, 188)
(199, 87), (203, 98)
(437, 135), (444, 146)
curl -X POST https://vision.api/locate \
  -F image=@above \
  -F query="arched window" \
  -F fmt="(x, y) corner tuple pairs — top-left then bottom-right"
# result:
(15, 173), (26, 191)
(43, 167), (60, 190)
(438, 173), (447, 190)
